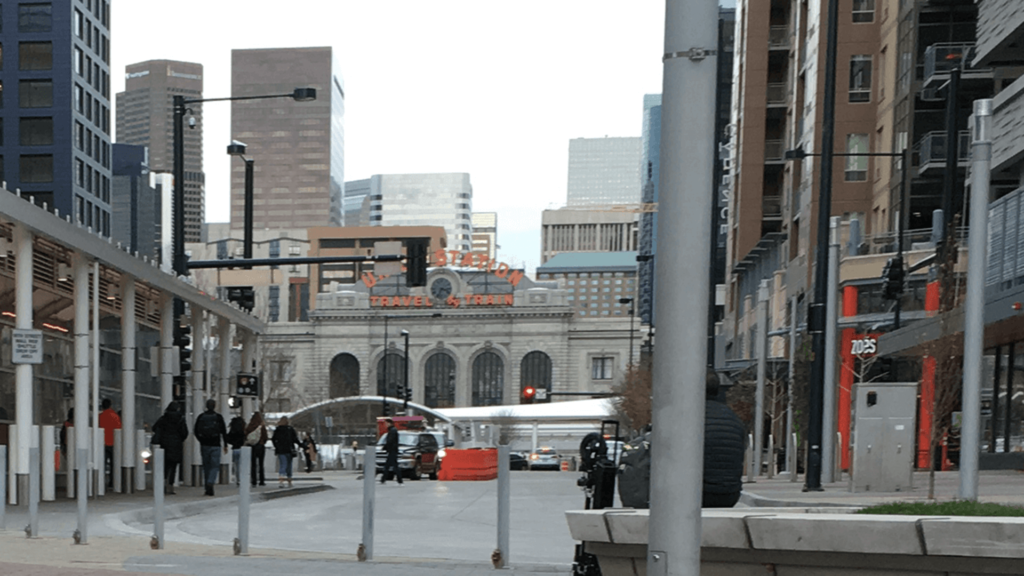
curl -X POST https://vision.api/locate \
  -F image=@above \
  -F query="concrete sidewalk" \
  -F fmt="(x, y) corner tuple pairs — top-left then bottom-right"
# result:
(740, 469), (1024, 508)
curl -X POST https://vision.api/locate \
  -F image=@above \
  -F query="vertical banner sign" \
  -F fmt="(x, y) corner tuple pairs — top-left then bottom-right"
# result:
(12, 329), (44, 364)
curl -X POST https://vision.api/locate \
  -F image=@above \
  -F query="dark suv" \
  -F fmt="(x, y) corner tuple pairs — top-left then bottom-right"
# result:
(375, 431), (441, 480)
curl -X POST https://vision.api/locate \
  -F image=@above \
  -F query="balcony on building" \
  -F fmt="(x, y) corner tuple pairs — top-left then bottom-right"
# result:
(764, 139), (786, 165)
(768, 25), (790, 51)
(915, 130), (970, 176)
(922, 43), (994, 91)
(766, 83), (788, 108)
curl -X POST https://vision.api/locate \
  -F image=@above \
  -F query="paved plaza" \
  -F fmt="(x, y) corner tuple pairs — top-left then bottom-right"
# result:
(3, 469), (1024, 575)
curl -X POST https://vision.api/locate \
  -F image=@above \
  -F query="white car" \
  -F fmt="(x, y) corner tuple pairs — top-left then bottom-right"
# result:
(528, 447), (560, 470)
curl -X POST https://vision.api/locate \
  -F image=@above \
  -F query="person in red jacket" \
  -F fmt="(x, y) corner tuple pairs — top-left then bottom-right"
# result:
(98, 399), (121, 489)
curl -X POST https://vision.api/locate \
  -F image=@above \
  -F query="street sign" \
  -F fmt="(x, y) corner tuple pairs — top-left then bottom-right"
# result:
(12, 329), (43, 364)
(236, 373), (259, 397)
(325, 416), (334, 428)
(535, 388), (548, 401)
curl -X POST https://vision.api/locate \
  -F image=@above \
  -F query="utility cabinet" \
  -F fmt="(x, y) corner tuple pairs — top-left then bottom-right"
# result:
(851, 382), (917, 492)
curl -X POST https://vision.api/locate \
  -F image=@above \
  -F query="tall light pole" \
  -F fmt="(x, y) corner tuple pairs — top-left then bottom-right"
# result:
(226, 141), (255, 267)
(619, 297), (635, 368)
(401, 330), (410, 412)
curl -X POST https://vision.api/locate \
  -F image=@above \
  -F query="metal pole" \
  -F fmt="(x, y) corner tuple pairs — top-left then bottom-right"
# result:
(160, 296), (174, 411)
(991, 346), (1002, 454)
(790, 433), (798, 483)
(42, 426), (55, 501)
(76, 448), (88, 544)
(960, 99), (993, 501)
(497, 444), (510, 568)
(172, 96), (186, 276)
(647, 1), (717, 573)
(238, 446), (251, 555)
(153, 447), (164, 549)
(360, 448), (375, 561)
(787, 297), (796, 473)
(14, 226), (34, 501)
(192, 311), (205, 486)
(243, 159), (255, 265)
(822, 217), (840, 484)
(895, 149), (908, 329)
(755, 281), (768, 477)
(403, 331), (410, 412)
(1007, 343), (1015, 454)
(629, 307), (636, 368)
(0, 446), (5, 529)
(28, 446), (39, 538)
(92, 262), (101, 497)
(806, 0), (842, 492)
(941, 67), (961, 238)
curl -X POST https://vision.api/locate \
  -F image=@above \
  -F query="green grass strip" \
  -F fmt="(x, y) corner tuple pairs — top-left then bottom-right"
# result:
(856, 501), (1024, 517)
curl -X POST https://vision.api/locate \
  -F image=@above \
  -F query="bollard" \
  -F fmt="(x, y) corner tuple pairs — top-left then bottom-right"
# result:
(135, 430), (146, 492)
(834, 432), (843, 482)
(42, 426), (55, 501)
(237, 447), (251, 556)
(153, 447), (164, 550)
(112, 429), (122, 494)
(9, 425), (17, 506)
(360, 449), (375, 561)
(766, 435), (774, 479)
(496, 445), (510, 568)
(802, 440), (809, 483)
(76, 447), (88, 544)
(28, 447), (39, 538)
(746, 434), (755, 483)
(790, 433), (798, 483)
(66, 429), (75, 500)
(95, 428), (105, 497)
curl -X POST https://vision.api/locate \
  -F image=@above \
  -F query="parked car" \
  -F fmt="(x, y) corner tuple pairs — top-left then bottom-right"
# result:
(375, 431), (440, 480)
(509, 451), (529, 471)
(528, 447), (560, 471)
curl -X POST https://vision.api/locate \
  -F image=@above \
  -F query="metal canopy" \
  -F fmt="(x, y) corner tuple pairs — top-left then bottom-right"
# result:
(0, 190), (264, 333)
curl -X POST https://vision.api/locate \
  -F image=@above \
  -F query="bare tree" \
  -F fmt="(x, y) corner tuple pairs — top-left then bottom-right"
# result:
(613, 363), (652, 433)
(490, 408), (520, 446)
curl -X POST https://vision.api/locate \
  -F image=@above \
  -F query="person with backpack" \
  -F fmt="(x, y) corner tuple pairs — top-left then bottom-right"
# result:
(226, 415), (247, 486)
(271, 416), (300, 488)
(301, 432), (318, 473)
(151, 402), (189, 494)
(245, 412), (269, 487)
(194, 399), (228, 496)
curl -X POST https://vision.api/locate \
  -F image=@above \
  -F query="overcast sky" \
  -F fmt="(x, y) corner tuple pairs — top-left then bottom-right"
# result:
(112, 2), (674, 273)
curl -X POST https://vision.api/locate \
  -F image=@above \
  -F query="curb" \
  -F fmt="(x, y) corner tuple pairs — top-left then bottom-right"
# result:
(739, 490), (862, 509)
(113, 483), (334, 526)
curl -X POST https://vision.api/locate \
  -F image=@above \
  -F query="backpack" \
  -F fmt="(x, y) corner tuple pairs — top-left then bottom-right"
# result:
(245, 426), (262, 447)
(617, 432), (651, 508)
(195, 412), (220, 443)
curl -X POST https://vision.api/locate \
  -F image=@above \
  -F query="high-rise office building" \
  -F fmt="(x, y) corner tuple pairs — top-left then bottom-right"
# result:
(345, 173), (473, 252)
(0, 1), (112, 234)
(111, 144), (161, 261)
(230, 47), (344, 230)
(115, 60), (204, 242)
(471, 212), (498, 260)
(566, 137), (641, 206)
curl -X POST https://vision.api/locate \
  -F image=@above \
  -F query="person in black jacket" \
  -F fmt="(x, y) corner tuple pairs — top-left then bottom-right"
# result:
(226, 416), (247, 486)
(152, 402), (189, 495)
(703, 372), (746, 507)
(380, 418), (403, 485)
(194, 399), (228, 496)
(271, 416), (300, 488)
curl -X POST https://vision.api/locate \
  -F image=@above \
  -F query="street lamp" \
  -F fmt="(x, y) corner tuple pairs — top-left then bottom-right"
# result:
(173, 87), (316, 276)
(380, 312), (441, 414)
(401, 330), (410, 412)
(226, 141), (255, 267)
(619, 297), (635, 368)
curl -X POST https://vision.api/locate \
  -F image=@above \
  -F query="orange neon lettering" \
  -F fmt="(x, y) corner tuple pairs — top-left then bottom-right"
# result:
(504, 294), (514, 306)
(434, 250), (448, 266)
(495, 263), (510, 278)
(380, 296), (391, 306)
(414, 296), (423, 307)
(485, 295), (495, 306)
(370, 296), (381, 306)
(459, 252), (475, 267)
(474, 295), (484, 305)
(362, 272), (378, 287)
(507, 270), (524, 287)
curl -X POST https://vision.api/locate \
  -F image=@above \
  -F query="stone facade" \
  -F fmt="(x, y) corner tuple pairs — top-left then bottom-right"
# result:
(260, 267), (636, 411)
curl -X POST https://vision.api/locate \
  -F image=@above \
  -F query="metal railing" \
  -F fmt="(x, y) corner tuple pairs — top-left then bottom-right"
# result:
(764, 140), (785, 162)
(858, 226), (970, 256)
(769, 26), (790, 49)
(766, 83), (788, 105)
(762, 196), (783, 218)
(923, 43), (983, 82)
(916, 130), (970, 169)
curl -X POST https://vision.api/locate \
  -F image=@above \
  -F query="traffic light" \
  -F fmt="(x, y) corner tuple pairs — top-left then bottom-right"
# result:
(382, 402), (390, 416)
(406, 238), (429, 287)
(881, 256), (905, 300)
(522, 386), (536, 404)
(227, 286), (256, 312)
(404, 384), (413, 402)
(174, 324), (192, 374)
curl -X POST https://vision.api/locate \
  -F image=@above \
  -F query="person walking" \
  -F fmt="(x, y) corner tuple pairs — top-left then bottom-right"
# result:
(98, 399), (121, 489)
(194, 399), (228, 496)
(245, 412), (269, 487)
(151, 402), (189, 494)
(380, 418), (403, 485)
(226, 415), (247, 486)
(301, 432), (318, 473)
(702, 372), (746, 508)
(271, 416), (300, 488)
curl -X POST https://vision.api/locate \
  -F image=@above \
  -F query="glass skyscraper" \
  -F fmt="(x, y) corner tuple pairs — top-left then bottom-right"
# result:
(566, 136), (641, 206)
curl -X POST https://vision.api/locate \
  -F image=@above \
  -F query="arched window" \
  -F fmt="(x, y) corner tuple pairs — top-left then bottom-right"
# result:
(520, 351), (552, 402)
(329, 353), (360, 398)
(423, 353), (456, 408)
(376, 352), (405, 398)
(472, 351), (504, 406)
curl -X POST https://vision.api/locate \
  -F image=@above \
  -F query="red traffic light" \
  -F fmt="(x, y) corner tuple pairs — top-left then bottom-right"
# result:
(522, 386), (536, 402)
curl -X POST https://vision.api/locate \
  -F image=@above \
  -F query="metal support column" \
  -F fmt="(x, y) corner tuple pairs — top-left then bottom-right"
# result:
(755, 281), (768, 477)
(360, 448), (375, 561)
(822, 217), (840, 484)
(160, 296), (174, 411)
(960, 99), (993, 501)
(496, 444), (510, 568)
(121, 279), (136, 493)
(91, 262), (102, 497)
(153, 447), (164, 549)
(647, 0), (718, 573)
(14, 225), (34, 502)
(73, 253), (90, 536)
(237, 447), (251, 555)
(192, 311), (206, 486)
(218, 318), (232, 483)
(787, 297), (796, 473)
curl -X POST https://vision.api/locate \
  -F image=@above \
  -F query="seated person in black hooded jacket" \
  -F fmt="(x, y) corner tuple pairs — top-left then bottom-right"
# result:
(702, 372), (746, 507)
